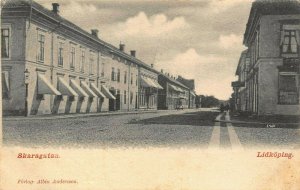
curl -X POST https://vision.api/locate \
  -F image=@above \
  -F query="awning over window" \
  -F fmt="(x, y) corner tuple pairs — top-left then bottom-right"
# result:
(169, 84), (184, 93)
(141, 77), (164, 89)
(90, 83), (105, 98)
(101, 85), (116, 99)
(37, 74), (61, 95)
(140, 77), (154, 88)
(190, 91), (196, 97)
(58, 77), (78, 96)
(2, 72), (9, 93)
(81, 81), (97, 97)
(70, 79), (88, 97)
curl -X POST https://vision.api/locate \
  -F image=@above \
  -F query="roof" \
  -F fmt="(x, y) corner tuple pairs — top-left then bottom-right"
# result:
(243, 0), (300, 46)
(2, 0), (159, 74)
(159, 73), (189, 90)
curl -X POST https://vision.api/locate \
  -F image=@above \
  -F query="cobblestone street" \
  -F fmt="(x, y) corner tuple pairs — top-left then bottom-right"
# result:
(3, 108), (300, 149)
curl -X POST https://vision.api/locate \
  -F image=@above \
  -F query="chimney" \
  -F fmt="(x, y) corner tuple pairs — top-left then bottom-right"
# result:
(52, 3), (59, 14)
(91, 29), (99, 38)
(119, 44), (125, 52)
(151, 64), (154, 68)
(130, 50), (136, 57)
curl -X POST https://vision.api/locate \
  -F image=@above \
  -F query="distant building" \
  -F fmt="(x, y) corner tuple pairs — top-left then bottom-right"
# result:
(157, 72), (190, 110)
(176, 75), (196, 108)
(232, 0), (300, 115)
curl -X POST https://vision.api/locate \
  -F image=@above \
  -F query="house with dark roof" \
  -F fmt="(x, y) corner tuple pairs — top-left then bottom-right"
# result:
(232, 0), (300, 115)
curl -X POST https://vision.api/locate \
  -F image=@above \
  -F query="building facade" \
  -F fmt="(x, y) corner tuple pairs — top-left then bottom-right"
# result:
(1, 1), (162, 115)
(176, 75), (197, 108)
(157, 72), (190, 110)
(232, 0), (300, 115)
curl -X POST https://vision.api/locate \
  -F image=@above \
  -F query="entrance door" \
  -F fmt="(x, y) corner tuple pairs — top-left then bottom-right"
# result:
(109, 90), (116, 111)
(116, 93), (121, 111)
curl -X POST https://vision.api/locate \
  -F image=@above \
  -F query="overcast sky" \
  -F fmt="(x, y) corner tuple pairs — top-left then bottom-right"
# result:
(38, 0), (253, 100)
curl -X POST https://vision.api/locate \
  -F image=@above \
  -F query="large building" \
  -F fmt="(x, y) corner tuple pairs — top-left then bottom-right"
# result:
(176, 75), (197, 108)
(232, 0), (300, 115)
(1, 0), (197, 116)
(1, 0), (161, 115)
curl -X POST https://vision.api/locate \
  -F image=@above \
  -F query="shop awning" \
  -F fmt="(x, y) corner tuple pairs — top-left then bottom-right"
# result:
(190, 91), (196, 97)
(58, 77), (78, 96)
(37, 74), (61, 95)
(70, 79), (88, 97)
(149, 79), (164, 89)
(101, 85), (116, 99)
(81, 81), (97, 97)
(90, 83), (105, 98)
(2, 72), (9, 93)
(169, 84), (184, 93)
(140, 77), (154, 88)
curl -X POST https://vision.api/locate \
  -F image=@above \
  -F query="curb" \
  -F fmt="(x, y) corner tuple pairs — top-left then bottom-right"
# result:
(214, 119), (300, 125)
(2, 110), (159, 121)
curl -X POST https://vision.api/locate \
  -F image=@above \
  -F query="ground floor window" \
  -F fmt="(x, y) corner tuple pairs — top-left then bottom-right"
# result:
(278, 74), (299, 105)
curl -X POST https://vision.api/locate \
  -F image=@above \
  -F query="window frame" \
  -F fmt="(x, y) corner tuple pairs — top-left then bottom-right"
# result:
(80, 49), (85, 73)
(37, 33), (45, 62)
(58, 42), (64, 67)
(124, 90), (127, 104)
(69, 44), (76, 70)
(89, 51), (95, 75)
(1, 24), (11, 60)
(281, 30), (298, 54)
(278, 72), (299, 105)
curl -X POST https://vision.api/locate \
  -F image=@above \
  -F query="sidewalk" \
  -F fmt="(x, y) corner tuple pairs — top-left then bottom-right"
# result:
(2, 108), (200, 121)
(215, 111), (300, 125)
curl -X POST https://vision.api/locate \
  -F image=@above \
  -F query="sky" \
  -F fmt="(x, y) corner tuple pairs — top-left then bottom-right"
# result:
(38, 0), (253, 100)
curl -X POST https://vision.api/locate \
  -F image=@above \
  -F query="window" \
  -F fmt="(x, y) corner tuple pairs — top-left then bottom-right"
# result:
(278, 74), (298, 104)
(1, 28), (10, 58)
(124, 71), (127, 84)
(89, 52), (95, 75)
(58, 42), (64, 66)
(80, 50), (85, 72)
(117, 69), (120, 82)
(282, 30), (298, 54)
(70, 46), (75, 69)
(111, 67), (115, 81)
(101, 57), (105, 77)
(130, 91), (133, 104)
(38, 34), (45, 62)
(136, 75), (138, 86)
(131, 73), (133, 84)
(124, 90), (127, 104)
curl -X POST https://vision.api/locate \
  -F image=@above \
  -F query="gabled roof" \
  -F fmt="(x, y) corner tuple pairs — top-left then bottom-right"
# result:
(243, 0), (300, 46)
(2, 0), (159, 74)
(159, 73), (189, 90)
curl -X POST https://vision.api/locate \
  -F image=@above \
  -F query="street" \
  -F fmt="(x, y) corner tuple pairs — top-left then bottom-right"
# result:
(3, 108), (300, 149)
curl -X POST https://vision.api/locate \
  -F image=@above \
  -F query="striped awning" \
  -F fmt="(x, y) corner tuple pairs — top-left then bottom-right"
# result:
(169, 84), (184, 93)
(37, 74), (61, 95)
(58, 77), (78, 96)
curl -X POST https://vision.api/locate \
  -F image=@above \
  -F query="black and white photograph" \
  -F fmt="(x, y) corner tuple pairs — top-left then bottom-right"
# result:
(1, 0), (300, 189)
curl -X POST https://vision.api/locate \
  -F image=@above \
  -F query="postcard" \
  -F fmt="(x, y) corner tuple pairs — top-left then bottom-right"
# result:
(1, 0), (300, 189)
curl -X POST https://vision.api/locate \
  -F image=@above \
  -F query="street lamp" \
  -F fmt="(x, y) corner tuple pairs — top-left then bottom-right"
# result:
(24, 69), (30, 117)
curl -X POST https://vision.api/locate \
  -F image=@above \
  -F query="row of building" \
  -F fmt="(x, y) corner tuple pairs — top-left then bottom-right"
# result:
(232, 0), (300, 116)
(1, 0), (197, 116)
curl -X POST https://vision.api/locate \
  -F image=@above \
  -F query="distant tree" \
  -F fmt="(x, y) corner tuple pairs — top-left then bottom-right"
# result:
(197, 95), (220, 108)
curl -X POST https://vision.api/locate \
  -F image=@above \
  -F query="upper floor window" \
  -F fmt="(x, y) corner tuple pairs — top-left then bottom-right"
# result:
(1, 28), (10, 58)
(278, 74), (299, 105)
(131, 73), (133, 85)
(111, 67), (115, 81)
(38, 34), (45, 62)
(117, 69), (120, 82)
(58, 42), (64, 66)
(101, 57), (105, 77)
(89, 52), (95, 75)
(80, 50), (85, 72)
(124, 71), (127, 84)
(282, 30), (298, 54)
(136, 75), (138, 86)
(70, 46), (75, 70)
